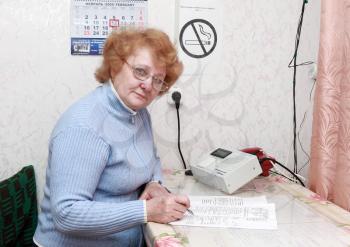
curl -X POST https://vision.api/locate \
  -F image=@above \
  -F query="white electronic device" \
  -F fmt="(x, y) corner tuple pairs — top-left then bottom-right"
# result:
(190, 148), (263, 194)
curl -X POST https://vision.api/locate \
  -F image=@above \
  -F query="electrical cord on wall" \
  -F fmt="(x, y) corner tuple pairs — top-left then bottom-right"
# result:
(288, 0), (313, 174)
(297, 78), (317, 174)
(172, 91), (193, 176)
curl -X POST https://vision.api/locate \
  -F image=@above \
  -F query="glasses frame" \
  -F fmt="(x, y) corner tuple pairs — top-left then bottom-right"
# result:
(124, 61), (169, 92)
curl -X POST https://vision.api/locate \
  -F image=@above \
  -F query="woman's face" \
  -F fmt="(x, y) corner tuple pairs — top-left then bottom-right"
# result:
(111, 47), (166, 111)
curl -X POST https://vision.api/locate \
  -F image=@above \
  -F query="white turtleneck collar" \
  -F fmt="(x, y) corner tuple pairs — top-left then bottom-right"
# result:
(109, 81), (136, 115)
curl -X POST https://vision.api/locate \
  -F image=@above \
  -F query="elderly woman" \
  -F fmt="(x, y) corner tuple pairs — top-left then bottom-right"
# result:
(34, 28), (189, 247)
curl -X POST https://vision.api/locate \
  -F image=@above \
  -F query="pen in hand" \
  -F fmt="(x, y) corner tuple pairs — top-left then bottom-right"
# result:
(163, 186), (194, 216)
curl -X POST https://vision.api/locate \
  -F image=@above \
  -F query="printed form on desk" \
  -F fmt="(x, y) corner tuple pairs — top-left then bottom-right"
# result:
(170, 196), (277, 230)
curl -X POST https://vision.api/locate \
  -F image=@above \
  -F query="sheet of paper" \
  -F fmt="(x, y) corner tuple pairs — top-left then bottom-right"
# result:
(170, 196), (277, 230)
(189, 195), (267, 206)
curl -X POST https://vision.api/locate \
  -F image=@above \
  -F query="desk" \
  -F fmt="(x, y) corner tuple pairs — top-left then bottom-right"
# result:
(144, 169), (350, 247)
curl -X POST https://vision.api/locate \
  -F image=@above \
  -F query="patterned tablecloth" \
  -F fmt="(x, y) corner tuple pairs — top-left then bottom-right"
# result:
(144, 169), (350, 247)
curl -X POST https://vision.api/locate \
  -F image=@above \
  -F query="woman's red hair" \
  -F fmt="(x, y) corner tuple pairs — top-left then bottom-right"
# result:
(95, 28), (183, 94)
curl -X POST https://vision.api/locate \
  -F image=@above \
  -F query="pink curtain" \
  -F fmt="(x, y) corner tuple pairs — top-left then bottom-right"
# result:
(309, 0), (350, 210)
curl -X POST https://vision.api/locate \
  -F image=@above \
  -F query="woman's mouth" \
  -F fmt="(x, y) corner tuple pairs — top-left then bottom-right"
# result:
(134, 92), (147, 100)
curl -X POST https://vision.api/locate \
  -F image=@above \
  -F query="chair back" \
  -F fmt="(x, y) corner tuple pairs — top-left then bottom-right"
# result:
(0, 165), (38, 246)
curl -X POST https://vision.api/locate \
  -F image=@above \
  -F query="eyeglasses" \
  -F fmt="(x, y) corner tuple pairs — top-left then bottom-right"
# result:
(124, 61), (168, 92)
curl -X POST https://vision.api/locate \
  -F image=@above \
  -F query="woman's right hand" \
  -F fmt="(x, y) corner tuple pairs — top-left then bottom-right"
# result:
(146, 194), (190, 223)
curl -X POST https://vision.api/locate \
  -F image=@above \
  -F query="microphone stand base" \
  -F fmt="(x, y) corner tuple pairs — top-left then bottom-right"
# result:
(185, 170), (193, 176)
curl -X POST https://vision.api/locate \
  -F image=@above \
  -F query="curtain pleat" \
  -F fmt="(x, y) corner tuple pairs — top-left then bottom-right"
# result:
(309, 0), (350, 210)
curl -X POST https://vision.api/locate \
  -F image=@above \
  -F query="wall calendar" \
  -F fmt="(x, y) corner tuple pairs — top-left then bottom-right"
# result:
(70, 0), (148, 55)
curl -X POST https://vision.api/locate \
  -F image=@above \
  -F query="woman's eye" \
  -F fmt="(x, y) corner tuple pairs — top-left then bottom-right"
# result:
(134, 67), (148, 77)
(153, 77), (164, 85)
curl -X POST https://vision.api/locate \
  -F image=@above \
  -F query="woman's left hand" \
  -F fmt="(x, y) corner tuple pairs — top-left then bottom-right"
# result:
(139, 182), (169, 200)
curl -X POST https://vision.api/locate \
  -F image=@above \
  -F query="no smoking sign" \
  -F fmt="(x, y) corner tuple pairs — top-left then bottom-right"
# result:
(179, 19), (217, 59)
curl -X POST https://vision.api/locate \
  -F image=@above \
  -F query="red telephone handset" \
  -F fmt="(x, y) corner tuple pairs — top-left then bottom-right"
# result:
(240, 147), (274, 176)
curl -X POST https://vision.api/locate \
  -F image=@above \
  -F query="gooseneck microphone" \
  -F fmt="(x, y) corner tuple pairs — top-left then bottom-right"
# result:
(172, 91), (181, 110)
(171, 91), (192, 176)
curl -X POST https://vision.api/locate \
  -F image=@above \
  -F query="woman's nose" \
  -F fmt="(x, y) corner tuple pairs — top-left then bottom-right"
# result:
(140, 77), (153, 91)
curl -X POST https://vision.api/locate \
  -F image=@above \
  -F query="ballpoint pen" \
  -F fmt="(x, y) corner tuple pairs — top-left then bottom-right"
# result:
(163, 186), (195, 216)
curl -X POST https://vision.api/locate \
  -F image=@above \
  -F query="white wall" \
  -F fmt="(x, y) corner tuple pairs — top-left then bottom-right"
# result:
(0, 0), (320, 201)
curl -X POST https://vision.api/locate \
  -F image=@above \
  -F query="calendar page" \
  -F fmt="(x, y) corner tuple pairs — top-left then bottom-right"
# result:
(70, 0), (148, 55)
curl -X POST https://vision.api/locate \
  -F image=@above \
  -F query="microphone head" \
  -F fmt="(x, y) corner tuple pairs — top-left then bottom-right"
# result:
(172, 91), (181, 103)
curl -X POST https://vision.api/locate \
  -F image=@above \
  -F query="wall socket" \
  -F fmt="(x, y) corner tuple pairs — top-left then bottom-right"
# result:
(167, 86), (183, 105)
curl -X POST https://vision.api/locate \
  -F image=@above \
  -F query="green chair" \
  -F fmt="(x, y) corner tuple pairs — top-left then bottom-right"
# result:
(0, 165), (38, 246)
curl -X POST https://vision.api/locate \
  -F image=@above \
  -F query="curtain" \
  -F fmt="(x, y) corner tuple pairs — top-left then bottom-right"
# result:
(309, 0), (350, 210)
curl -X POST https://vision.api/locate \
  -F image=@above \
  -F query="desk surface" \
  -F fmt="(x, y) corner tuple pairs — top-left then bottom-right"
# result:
(144, 169), (350, 247)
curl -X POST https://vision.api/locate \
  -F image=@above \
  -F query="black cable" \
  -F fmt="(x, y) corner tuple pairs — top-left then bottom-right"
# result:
(175, 106), (187, 170)
(288, 61), (314, 67)
(297, 78), (317, 173)
(173, 99), (192, 176)
(297, 111), (311, 171)
(288, 0), (308, 174)
(288, 1), (308, 69)
(259, 157), (305, 187)
(270, 170), (295, 183)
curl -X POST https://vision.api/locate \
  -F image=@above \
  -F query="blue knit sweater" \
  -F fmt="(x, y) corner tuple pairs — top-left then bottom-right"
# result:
(34, 83), (162, 247)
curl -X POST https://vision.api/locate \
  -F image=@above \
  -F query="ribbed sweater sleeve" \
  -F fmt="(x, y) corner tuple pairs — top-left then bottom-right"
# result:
(49, 128), (146, 236)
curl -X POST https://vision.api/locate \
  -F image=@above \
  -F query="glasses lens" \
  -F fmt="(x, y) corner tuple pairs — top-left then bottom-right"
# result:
(130, 63), (167, 91)
(133, 66), (149, 80)
(152, 77), (165, 91)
